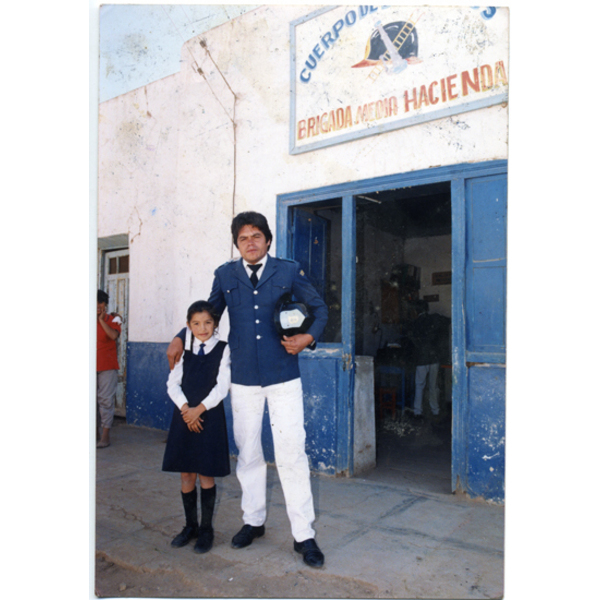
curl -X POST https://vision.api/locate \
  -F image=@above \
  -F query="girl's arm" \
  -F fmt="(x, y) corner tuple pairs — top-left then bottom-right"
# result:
(166, 358), (189, 410)
(197, 345), (231, 411)
(167, 340), (206, 432)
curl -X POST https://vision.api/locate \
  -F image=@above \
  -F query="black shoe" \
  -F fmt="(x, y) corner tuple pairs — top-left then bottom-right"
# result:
(231, 524), (265, 548)
(294, 538), (324, 568)
(193, 527), (214, 554)
(171, 524), (199, 548)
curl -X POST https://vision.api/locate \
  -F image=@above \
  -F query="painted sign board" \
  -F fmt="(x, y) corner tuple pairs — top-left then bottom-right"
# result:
(290, 5), (508, 154)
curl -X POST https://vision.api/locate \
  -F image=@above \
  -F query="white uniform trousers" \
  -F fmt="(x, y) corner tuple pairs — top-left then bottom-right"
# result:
(231, 378), (316, 542)
(414, 363), (440, 416)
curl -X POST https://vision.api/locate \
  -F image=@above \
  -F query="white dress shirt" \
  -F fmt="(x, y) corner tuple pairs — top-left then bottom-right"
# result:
(243, 253), (268, 283)
(166, 330), (231, 411)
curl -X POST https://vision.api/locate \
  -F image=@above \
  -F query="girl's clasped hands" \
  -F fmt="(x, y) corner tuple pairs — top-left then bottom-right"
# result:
(181, 403), (206, 433)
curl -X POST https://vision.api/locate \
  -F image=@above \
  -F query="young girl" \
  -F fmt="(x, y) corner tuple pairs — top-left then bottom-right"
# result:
(162, 300), (231, 554)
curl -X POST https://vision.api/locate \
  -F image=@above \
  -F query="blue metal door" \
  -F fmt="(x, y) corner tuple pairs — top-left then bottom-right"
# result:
(277, 197), (356, 476)
(292, 208), (328, 299)
(453, 172), (507, 502)
(466, 175), (507, 360)
(278, 160), (507, 500)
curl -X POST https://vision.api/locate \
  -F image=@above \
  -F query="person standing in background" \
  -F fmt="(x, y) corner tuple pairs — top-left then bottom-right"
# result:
(405, 300), (445, 420)
(97, 289), (121, 448)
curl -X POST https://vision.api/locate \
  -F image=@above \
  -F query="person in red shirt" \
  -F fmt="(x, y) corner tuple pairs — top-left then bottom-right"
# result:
(97, 290), (121, 448)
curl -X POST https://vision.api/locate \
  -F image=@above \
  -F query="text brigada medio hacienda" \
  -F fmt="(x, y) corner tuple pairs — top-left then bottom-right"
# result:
(297, 61), (507, 141)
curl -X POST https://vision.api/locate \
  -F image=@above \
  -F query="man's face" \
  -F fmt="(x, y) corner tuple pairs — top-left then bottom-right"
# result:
(236, 225), (270, 264)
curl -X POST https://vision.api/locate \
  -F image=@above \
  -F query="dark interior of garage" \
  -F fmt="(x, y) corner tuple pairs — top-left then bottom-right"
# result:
(294, 183), (453, 493)
(356, 183), (453, 494)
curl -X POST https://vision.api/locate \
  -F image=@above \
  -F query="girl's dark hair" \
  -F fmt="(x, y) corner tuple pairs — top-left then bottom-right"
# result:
(98, 290), (109, 304)
(231, 211), (273, 248)
(186, 300), (220, 326)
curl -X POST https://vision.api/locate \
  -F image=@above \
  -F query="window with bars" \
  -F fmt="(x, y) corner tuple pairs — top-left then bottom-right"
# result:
(109, 254), (129, 274)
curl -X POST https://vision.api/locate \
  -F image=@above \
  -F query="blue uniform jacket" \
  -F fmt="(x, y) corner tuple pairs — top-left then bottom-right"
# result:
(179, 256), (328, 388)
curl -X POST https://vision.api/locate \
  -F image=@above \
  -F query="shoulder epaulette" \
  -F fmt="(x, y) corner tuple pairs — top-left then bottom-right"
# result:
(216, 258), (238, 270)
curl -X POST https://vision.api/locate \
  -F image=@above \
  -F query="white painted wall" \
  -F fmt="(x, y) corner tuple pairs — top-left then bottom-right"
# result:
(98, 5), (507, 342)
(404, 234), (452, 318)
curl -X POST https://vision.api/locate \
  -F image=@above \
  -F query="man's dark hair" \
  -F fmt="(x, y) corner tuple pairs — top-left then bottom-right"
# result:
(98, 290), (109, 304)
(231, 211), (273, 248)
(186, 300), (221, 326)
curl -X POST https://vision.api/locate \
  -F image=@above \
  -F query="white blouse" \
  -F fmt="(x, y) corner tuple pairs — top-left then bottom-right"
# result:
(166, 330), (231, 411)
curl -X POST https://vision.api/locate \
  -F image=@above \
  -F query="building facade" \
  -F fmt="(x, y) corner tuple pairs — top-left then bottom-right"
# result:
(98, 5), (508, 503)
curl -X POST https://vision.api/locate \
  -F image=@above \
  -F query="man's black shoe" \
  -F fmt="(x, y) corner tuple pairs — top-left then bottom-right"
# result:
(171, 524), (199, 548)
(294, 538), (324, 568)
(231, 524), (265, 549)
(193, 527), (214, 554)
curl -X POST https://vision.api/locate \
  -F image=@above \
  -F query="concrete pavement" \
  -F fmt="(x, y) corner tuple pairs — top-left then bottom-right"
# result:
(94, 419), (503, 599)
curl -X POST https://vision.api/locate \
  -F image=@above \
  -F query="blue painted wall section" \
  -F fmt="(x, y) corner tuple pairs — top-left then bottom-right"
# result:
(126, 342), (340, 475)
(299, 353), (339, 474)
(126, 342), (173, 430)
(466, 366), (506, 503)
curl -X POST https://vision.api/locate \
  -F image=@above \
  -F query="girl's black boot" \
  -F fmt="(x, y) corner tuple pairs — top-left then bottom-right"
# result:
(194, 485), (216, 553)
(171, 487), (200, 547)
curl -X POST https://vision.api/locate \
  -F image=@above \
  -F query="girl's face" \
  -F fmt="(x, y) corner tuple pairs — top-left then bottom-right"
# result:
(188, 311), (215, 343)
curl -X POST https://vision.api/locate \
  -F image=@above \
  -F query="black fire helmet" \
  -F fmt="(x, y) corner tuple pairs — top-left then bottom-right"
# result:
(273, 292), (315, 338)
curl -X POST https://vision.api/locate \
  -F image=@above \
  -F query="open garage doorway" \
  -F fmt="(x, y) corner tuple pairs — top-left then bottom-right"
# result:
(279, 160), (506, 497)
(355, 182), (453, 493)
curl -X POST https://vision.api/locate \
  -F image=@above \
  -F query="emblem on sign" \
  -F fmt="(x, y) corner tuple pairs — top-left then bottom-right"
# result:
(352, 17), (423, 81)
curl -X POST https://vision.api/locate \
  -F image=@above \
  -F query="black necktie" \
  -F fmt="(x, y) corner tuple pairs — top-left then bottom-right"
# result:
(248, 264), (262, 288)
(198, 343), (205, 356)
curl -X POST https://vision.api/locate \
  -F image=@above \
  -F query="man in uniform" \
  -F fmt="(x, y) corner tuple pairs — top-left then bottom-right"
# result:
(167, 211), (328, 568)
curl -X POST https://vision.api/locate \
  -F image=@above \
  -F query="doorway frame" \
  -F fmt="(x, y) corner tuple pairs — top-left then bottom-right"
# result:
(277, 159), (507, 490)
(98, 234), (129, 417)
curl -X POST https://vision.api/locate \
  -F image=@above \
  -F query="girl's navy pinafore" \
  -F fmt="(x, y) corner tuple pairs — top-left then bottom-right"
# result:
(162, 338), (231, 476)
